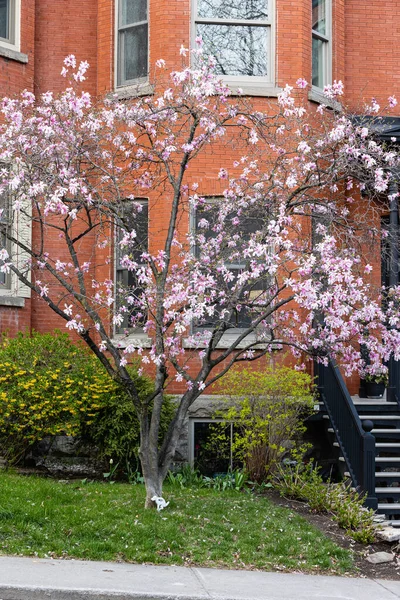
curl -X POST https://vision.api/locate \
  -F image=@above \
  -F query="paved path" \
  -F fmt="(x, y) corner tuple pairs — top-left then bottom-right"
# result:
(0, 556), (400, 600)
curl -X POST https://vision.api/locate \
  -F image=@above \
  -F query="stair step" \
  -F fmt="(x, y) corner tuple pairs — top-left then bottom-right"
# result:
(376, 487), (400, 493)
(376, 457), (400, 462)
(353, 401), (397, 406)
(360, 415), (400, 419)
(372, 429), (400, 433)
(376, 472), (400, 477)
(376, 443), (400, 448)
(378, 503), (400, 511)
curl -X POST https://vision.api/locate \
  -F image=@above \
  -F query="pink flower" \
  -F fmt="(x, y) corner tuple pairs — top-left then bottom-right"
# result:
(296, 78), (308, 89)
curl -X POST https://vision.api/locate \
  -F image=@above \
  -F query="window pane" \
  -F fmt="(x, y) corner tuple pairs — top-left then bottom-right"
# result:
(197, 24), (269, 76)
(312, 35), (325, 88)
(116, 201), (148, 332)
(193, 422), (232, 475)
(0, 0), (9, 40)
(312, 0), (326, 35)
(120, 0), (146, 26)
(0, 190), (9, 288)
(197, 0), (268, 21)
(120, 23), (148, 82)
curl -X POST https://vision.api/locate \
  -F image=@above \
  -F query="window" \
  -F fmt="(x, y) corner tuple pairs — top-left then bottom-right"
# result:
(189, 419), (241, 475)
(116, 0), (148, 87)
(0, 0), (20, 51)
(115, 199), (148, 332)
(312, 0), (331, 89)
(0, 166), (31, 300)
(193, 0), (273, 84)
(194, 199), (267, 332)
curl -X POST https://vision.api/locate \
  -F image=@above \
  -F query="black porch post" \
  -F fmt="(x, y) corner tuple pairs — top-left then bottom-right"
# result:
(386, 178), (399, 402)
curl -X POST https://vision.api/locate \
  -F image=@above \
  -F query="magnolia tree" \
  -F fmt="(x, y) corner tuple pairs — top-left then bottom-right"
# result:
(1, 46), (400, 506)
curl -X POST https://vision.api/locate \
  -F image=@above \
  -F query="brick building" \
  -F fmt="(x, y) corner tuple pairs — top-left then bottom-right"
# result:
(0, 0), (399, 386)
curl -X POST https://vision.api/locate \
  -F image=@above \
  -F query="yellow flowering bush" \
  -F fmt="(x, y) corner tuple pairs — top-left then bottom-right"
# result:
(0, 331), (165, 469)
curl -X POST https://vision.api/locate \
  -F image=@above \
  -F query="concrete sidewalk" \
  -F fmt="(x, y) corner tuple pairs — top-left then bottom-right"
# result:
(0, 557), (400, 600)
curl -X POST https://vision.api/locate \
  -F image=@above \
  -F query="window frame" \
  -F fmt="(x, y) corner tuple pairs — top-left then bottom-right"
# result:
(115, 0), (149, 89)
(114, 197), (149, 335)
(191, 196), (270, 337)
(0, 165), (31, 300)
(191, 0), (276, 93)
(188, 418), (236, 473)
(311, 0), (332, 91)
(0, 0), (20, 52)
(0, 186), (11, 290)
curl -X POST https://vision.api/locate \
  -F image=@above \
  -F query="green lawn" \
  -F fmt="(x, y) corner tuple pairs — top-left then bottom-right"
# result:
(0, 472), (353, 574)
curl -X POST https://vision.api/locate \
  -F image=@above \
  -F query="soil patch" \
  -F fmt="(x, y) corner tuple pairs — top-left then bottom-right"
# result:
(267, 490), (400, 580)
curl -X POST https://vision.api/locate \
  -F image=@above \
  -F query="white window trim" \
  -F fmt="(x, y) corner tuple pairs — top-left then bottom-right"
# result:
(114, 0), (149, 91)
(191, 0), (276, 96)
(0, 0), (21, 53)
(0, 197), (31, 300)
(311, 0), (332, 92)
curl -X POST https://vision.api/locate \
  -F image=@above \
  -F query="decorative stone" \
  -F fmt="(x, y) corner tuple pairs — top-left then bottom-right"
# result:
(377, 527), (400, 542)
(366, 551), (394, 564)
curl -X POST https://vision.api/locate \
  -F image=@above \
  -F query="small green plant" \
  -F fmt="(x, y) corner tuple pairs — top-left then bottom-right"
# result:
(275, 462), (376, 544)
(363, 365), (389, 386)
(327, 482), (376, 543)
(167, 465), (204, 488)
(202, 470), (248, 491)
(103, 459), (119, 482)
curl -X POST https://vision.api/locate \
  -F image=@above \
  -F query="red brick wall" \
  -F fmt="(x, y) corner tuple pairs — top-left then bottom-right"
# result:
(345, 0), (400, 107)
(0, 0), (35, 97)
(34, 0), (98, 96)
(0, 299), (31, 336)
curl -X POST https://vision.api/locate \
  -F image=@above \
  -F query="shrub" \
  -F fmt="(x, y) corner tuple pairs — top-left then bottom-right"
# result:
(216, 366), (315, 482)
(274, 462), (376, 544)
(0, 330), (107, 462)
(81, 370), (175, 473)
(0, 331), (173, 474)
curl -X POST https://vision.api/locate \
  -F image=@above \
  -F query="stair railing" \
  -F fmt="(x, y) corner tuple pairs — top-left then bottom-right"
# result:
(316, 359), (377, 510)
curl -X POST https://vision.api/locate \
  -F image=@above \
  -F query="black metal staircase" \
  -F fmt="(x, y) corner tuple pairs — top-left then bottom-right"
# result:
(316, 360), (377, 510)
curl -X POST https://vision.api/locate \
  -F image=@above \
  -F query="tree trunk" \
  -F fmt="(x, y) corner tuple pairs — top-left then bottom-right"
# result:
(139, 388), (204, 507)
(142, 464), (163, 508)
(139, 416), (165, 508)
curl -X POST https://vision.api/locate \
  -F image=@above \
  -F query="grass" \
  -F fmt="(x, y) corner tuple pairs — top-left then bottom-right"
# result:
(0, 472), (353, 574)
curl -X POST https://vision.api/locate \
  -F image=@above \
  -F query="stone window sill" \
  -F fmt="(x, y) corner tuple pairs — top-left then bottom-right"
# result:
(0, 295), (25, 307)
(113, 81), (154, 100)
(226, 81), (281, 98)
(0, 45), (28, 64)
(308, 87), (342, 111)
(112, 333), (152, 349)
(183, 333), (272, 350)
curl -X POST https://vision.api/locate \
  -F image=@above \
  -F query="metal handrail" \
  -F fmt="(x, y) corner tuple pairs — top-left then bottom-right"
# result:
(316, 359), (377, 510)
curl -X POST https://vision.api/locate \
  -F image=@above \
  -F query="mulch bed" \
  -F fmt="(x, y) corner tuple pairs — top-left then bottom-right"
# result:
(267, 490), (400, 580)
